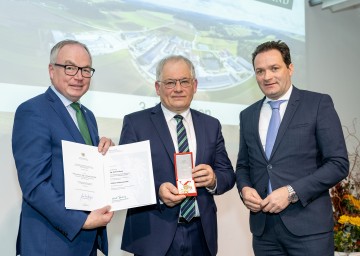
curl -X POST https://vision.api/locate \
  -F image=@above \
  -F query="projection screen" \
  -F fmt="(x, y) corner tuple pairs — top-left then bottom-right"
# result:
(0, 1), (305, 255)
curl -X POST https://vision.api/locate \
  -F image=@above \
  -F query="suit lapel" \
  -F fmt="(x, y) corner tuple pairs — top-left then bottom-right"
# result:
(254, 98), (268, 160)
(271, 86), (301, 157)
(191, 110), (205, 166)
(45, 88), (86, 144)
(151, 104), (176, 163)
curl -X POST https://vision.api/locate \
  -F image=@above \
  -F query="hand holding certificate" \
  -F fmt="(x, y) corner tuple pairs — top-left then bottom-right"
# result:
(62, 140), (156, 211)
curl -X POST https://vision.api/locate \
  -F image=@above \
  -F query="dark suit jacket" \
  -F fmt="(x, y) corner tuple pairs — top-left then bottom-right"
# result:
(120, 103), (235, 256)
(12, 87), (108, 256)
(236, 86), (348, 237)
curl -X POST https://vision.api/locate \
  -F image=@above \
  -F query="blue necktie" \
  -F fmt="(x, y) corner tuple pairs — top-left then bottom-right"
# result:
(71, 102), (92, 145)
(174, 115), (196, 222)
(265, 100), (286, 193)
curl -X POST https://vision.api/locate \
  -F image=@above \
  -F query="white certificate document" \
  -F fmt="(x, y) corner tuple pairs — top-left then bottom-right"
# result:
(62, 140), (156, 211)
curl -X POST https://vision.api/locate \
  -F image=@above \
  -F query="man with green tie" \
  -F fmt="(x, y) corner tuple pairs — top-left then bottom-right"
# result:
(12, 39), (114, 256)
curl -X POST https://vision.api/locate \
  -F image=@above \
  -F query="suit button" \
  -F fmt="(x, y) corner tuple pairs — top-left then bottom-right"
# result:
(267, 164), (272, 170)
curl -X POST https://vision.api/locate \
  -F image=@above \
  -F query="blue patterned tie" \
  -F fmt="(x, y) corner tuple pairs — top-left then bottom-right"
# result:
(265, 100), (286, 193)
(174, 115), (196, 222)
(71, 102), (92, 145)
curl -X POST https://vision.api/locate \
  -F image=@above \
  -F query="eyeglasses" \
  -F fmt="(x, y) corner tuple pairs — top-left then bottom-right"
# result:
(53, 63), (95, 78)
(157, 78), (194, 89)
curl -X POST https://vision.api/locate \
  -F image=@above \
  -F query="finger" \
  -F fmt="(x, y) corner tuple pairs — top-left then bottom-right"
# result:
(262, 206), (270, 213)
(248, 205), (261, 212)
(165, 194), (185, 206)
(193, 174), (206, 181)
(193, 164), (205, 172)
(173, 194), (186, 203)
(101, 211), (114, 225)
(245, 194), (262, 204)
(245, 201), (261, 212)
(105, 211), (114, 220)
(99, 138), (112, 155)
(194, 181), (204, 187)
(193, 164), (209, 175)
(163, 183), (178, 195)
(98, 205), (112, 213)
(193, 169), (210, 180)
(261, 201), (273, 212)
(194, 175), (206, 185)
(97, 138), (107, 153)
(169, 185), (179, 195)
(260, 200), (269, 209)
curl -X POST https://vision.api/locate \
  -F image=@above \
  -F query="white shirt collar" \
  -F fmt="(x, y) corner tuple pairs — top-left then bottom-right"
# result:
(50, 85), (82, 107)
(160, 104), (191, 122)
(264, 84), (293, 105)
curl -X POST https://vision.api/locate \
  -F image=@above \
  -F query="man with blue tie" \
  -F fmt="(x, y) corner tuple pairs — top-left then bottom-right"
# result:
(120, 55), (235, 256)
(12, 39), (114, 256)
(236, 40), (349, 255)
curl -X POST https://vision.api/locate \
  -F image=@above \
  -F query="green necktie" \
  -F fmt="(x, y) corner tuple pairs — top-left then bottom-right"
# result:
(70, 102), (92, 145)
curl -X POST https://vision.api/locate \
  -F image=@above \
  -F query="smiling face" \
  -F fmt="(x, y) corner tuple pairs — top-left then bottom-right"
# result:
(49, 43), (92, 102)
(155, 58), (197, 113)
(254, 49), (293, 100)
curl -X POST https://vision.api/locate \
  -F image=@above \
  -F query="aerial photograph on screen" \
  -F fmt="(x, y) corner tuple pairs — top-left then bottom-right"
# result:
(0, 0), (305, 106)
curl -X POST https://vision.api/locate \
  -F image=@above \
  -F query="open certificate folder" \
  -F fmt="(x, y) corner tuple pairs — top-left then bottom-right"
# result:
(62, 140), (156, 211)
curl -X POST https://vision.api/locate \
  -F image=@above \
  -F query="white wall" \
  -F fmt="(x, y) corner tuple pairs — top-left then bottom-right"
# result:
(306, 5), (360, 125)
(1, 3), (360, 256)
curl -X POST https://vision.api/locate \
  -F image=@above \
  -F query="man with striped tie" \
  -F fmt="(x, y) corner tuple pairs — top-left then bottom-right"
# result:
(119, 55), (235, 256)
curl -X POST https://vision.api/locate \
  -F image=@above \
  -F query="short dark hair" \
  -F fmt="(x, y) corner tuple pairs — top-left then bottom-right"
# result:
(251, 40), (291, 68)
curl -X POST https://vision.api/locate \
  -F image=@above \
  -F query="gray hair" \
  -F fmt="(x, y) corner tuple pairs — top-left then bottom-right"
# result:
(156, 55), (196, 81)
(49, 39), (92, 65)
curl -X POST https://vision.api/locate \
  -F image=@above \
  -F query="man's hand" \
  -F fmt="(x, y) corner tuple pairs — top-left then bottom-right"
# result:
(83, 205), (114, 229)
(98, 137), (114, 155)
(159, 182), (186, 207)
(260, 186), (290, 213)
(241, 187), (263, 212)
(193, 164), (216, 188)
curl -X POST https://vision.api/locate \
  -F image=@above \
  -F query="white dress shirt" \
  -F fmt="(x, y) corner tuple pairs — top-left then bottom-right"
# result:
(161, 106), (197, 162)
(50, 85), (81, 130)
(161, 104), (200, 217)
(259, 85), (293, 150)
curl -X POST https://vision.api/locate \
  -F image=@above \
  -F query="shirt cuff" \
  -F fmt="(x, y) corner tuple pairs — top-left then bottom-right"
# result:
(206, 178), (217, 194)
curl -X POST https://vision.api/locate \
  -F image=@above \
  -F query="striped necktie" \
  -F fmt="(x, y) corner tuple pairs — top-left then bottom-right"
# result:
(174, 115), (196, 222)
(71, 102), (92, 145)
